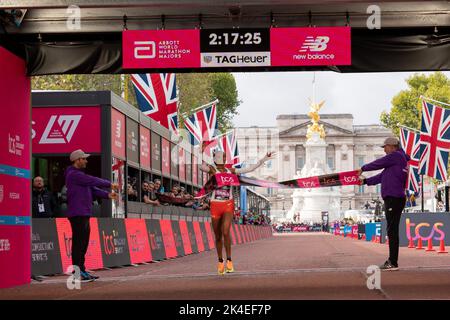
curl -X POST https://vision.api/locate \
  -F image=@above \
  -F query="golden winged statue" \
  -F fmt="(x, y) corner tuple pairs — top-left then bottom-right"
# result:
(306, 99), (326, 140)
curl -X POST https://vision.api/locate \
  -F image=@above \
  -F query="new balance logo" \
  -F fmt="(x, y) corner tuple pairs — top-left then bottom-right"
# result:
(39, 115), (82, 144)
(299, 36), (330, 52)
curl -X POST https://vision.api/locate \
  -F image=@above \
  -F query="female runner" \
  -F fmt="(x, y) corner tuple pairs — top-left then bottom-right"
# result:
(200, 150), (275, 275)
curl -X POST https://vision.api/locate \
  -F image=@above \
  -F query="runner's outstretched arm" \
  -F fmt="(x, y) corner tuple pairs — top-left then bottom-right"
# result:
(235, 152), (276, 174)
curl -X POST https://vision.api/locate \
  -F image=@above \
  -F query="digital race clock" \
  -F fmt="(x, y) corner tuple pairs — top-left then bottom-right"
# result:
(200, 28), (270, 52)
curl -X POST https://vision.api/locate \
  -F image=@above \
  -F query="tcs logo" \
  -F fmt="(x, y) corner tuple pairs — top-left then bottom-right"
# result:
(406, 218), (445, 241)
(217, 174), (238, 185)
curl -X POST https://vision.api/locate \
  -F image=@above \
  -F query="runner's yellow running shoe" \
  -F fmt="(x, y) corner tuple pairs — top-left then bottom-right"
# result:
(217, 262), (225, 275)
(225, 260), (234, 273)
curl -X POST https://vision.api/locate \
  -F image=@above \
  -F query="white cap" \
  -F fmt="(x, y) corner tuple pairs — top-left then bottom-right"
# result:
(70, 149), (90, 162)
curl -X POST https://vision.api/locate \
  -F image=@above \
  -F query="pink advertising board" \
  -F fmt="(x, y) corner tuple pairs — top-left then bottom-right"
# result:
(161, 138), (171, 176)
(32, 106), (101, 154)
(123, 29), (201, 69)
(0, 47), (30, 170)
(178, 147), (186, 182)
(111, 108), (126, 159)
(0, 225), (31, 288)
(192, 156), (198, 185)
(0, 174), (31, 217)
(140, 125), (151, 170)
(0, 46), (31, 288)
(271, 27), (351, 66)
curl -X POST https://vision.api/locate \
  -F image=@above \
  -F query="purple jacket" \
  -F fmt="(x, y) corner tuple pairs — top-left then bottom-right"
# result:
(362, 149), (409, 199)
(64, 166), (111, 217)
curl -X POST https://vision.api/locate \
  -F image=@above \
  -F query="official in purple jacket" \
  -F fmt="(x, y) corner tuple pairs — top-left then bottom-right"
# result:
(65, 149), (118, 281)
(358, 137), (409, 271)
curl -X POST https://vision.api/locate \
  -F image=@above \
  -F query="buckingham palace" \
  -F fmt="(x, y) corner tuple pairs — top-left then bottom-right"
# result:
(235, 113), (393, 218)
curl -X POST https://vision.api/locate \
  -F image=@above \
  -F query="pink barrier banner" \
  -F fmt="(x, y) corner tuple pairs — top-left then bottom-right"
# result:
(271, 27), (351, 67)
(55, 218), (104, 273)
(125, 219), (152, 264)
(0, 174), (30, 217)
(123, 29), (201, 69)
(352, 225), (359, 239)
(32, 106), (101, 154)
(178, 220), (192, 255)
(193, 221), (205, 252)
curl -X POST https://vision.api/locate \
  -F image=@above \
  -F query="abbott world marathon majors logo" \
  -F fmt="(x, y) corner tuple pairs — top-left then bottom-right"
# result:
(34, 115), (82, 144)
(294, 36), (335, 60)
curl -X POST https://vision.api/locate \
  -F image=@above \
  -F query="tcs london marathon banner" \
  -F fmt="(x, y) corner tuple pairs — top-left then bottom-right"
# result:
(123, 27), (351, 69)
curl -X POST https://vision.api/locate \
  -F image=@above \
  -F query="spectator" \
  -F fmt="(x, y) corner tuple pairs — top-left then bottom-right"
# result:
(32, 176), (58, 218)
(358, 136), (408, 271)
(142, 181), (160, 206)
(127, 183), (138, 202)
(154, 179), (164, 193)
(65, 149), (118, 282)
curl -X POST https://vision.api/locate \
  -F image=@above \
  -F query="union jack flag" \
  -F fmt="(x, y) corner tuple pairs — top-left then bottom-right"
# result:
(131, 73), (178, 132)
(399, 126), (421, 193)
(212, 130), (241, 168)
(418, 100), (450, 181)
(184, 103), (218, 146)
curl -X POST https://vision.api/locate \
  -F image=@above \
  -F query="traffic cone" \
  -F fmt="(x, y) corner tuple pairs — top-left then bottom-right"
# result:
(425, 239), (435, 252)
(416, 238), (424, 250)
(407, 237), (415, 248)
(437, 240), (448, 254)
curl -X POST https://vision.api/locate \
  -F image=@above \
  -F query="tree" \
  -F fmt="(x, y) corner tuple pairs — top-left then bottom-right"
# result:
(177, 73), (241, 132)
(210, 73), (241, 131)
(33, 72), (241, 133)
(380, 72), (450, 135)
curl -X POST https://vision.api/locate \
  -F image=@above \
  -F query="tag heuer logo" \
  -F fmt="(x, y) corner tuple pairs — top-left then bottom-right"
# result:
(203, 56), (213, 64)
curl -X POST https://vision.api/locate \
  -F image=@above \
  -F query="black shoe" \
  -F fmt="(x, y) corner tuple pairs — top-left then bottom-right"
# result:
(86, 272), (99, 280)
(379, 260), (399, 271)
(80, 271), (95, 282)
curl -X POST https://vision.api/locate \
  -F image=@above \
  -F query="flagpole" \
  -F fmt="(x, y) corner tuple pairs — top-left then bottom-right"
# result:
(397, 123), (420, 133)
(180, 99), (219, 119)
(420, 96), (450, 107)
(421, 175), (424, 212)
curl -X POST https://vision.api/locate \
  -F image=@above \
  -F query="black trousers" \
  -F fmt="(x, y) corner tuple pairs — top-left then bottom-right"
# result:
(69, 216), (91, 272)
(383, 196), (406, 266)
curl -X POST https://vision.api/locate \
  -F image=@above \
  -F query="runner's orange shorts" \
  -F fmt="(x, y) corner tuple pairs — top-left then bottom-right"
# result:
(210, 200), (235, 219)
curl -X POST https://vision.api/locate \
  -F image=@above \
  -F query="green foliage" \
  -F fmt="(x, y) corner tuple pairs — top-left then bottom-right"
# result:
(177, 73), (241, 132)
(32, 72), (241, 133)
(380, 72), (450, 136)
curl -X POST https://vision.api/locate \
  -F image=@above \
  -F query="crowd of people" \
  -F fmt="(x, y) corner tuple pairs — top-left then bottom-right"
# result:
(233, 211), (271, 226)
(272, 222), (325, 233)
(126, 176), (210, 210)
